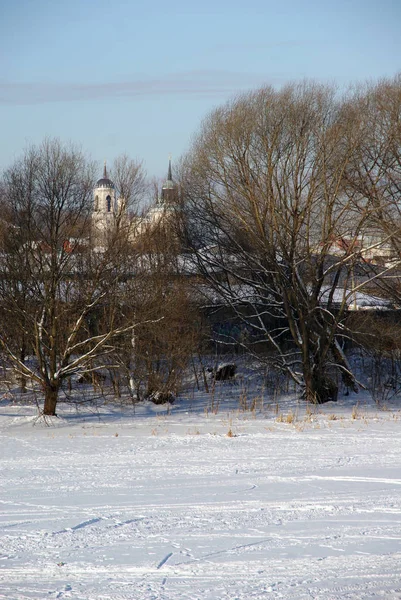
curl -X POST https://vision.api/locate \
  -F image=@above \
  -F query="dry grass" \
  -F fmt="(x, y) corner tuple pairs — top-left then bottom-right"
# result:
(286, 411), (296, 424)
(187, 427), (200, 435)
(276, 410), (296, 424)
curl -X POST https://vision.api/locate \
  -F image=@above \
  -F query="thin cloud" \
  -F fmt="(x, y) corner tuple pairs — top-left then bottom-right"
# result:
(211, 41), (317, 51)
(0, 70), (274, 106)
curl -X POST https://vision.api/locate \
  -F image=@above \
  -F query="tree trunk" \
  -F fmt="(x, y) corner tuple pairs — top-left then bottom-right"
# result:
(331, 341), (359, 393)
(43, 384), (59, 416)
(304, 369), (338, 404)
(19, 374), (28, 394)
(19, 346), (27, 393)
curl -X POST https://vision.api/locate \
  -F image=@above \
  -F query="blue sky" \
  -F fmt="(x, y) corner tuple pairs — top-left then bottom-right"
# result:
(0, 0), (400, 181)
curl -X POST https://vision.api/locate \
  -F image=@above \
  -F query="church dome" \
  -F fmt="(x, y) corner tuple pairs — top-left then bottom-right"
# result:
(96, 177), (115, 188)
(96, 162), (114, 188)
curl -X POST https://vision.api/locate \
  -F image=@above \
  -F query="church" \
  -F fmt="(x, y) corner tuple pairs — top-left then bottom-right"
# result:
(91, 160), (178, 244)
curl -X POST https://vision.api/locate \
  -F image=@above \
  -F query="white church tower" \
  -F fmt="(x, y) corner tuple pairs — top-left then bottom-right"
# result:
(148, 158), (177, 225)
(92, 162), (118, 242)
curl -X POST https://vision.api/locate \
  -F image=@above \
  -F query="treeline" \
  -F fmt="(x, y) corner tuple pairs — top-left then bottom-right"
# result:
(0, 75), (400, 414)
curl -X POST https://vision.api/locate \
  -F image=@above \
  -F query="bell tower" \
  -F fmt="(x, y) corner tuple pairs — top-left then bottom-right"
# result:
(92, 162), (117, 240)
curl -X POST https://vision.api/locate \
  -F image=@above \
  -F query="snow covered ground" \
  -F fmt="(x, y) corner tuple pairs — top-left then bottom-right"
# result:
(1, 388), (401, 599)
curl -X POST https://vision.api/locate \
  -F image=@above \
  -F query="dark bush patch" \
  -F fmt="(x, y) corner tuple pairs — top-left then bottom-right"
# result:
(214, 364), (237, 381)
(147, 391), (176, 405)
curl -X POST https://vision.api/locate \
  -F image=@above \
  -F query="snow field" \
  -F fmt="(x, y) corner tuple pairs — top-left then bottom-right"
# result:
(1, 398), (401, 599)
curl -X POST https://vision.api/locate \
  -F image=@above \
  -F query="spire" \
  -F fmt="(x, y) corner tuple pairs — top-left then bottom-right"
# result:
(95, 160), (115, 189)
(161, 156), (175, 204)
(167, 156), (172, 181)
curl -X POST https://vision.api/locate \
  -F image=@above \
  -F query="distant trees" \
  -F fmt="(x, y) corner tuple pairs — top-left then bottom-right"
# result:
(180, 78), (401, 403)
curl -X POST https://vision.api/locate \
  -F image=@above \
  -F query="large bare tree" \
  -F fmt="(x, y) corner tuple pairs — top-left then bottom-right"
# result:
(180, 81), (397, 403)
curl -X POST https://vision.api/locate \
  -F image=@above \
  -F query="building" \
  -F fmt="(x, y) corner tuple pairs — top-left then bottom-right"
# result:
(92, 160), (178, 244)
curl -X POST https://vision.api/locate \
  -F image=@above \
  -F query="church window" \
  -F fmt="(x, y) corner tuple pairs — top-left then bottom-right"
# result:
(106, 195), (112, 212)
(94, 195), (99, 211)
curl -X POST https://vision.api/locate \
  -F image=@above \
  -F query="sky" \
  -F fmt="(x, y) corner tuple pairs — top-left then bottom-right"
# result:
(0, 0), (400, 182)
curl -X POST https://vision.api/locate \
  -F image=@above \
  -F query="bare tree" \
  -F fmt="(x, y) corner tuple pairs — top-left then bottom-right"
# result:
(0, 139), (144, 415)
(121, 219), (202, 401)
(180, 82), (396, 403)
(110, 154), (147, 224)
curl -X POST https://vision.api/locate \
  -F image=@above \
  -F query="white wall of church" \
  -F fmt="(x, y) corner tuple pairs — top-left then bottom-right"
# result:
(92, 184), (117, 235)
